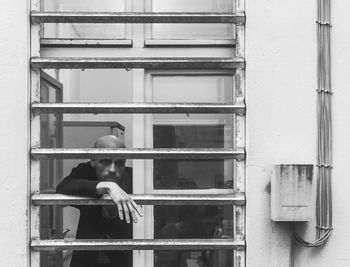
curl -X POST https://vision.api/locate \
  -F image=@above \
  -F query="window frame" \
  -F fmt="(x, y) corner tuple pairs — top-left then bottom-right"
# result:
(29, 0), (246, 265)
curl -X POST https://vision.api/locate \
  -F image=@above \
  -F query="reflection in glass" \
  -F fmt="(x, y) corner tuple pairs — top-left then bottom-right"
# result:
(151, 74), (235, 190)
(153, 124), (233, 189)
(150, 0), (234, 40)
(154, 205), (233, 267)
(42, 0), (126, 39)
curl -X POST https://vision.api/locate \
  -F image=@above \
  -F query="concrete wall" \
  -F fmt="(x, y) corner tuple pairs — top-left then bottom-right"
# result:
(246, 0), (350, 266)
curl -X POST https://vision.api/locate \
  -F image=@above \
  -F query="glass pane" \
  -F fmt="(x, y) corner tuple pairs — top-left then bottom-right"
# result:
(152, 75), (233, 103)
(151, 74), (234, 190)
(153, 125), (234, 189)
(154, 205), (233, 267)
(42, 0), (126, 39)
(150, 0), (234, 40)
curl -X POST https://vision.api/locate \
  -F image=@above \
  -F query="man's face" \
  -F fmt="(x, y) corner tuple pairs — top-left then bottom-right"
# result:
(91, 158), (126, 181)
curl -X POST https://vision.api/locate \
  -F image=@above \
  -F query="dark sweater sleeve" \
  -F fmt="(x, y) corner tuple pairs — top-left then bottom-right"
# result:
(56, 163), (100, 197)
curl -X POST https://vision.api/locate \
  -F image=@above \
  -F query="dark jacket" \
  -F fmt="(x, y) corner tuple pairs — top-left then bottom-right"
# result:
(56, 162), (133, 267)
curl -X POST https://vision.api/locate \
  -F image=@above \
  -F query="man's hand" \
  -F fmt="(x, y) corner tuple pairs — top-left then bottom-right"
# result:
(96, 181), (143, 224)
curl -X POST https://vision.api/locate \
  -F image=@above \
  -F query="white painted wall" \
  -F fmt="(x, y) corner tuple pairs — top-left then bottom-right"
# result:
(2, 0), (350, 266)
(246, 0), (350, 266)
(0, 0), (30, 266)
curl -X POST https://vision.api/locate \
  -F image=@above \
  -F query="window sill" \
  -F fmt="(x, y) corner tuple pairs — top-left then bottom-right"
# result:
(40, 38), (133, 48)
(144, 39), (236, 47)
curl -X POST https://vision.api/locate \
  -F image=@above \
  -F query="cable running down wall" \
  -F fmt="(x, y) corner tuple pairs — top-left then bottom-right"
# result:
(291, 0), (333, 256)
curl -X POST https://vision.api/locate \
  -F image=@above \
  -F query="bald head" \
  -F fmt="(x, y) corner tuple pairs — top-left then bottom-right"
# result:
(94, 135), (126, 149)
(91, 135), (126, 180)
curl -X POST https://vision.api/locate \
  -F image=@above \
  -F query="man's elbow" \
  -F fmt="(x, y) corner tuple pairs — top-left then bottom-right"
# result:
(56, 181), (68, 194)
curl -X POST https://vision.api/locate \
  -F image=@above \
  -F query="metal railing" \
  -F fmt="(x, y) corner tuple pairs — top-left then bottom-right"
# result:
(30, 0), (246, 266)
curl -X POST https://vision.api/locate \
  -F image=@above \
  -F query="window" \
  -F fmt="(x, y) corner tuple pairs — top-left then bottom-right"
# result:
(30, 0), (246, 266)
(145, 0), (236, 46)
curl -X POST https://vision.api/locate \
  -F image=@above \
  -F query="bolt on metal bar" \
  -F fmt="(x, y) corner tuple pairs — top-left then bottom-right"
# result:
(30, 11), (246, 24)
(32, 102), (246, 114)
(31, 239), (245, 251)
(32, 193), (246, 206)
(31, 148), (245, 160)
(30, 57), (245, 70)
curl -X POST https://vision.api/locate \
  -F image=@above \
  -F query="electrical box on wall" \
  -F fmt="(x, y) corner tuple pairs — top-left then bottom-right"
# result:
(271, 164), (314, 222)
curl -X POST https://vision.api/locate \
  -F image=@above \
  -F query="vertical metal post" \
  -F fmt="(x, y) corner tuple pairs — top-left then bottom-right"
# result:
(234, 0), (246, 266)
(30, 0), (41, 266)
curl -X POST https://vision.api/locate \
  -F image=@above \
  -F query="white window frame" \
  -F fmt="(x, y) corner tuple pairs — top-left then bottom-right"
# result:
(30, 0), (246, 265)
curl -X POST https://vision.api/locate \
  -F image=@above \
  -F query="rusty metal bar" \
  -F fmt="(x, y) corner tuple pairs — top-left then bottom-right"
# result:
(31, 239), (245, 251)
(31, 11), (246, 24)
(234, 0), (246, 266)
(31, 148), (245, 160)
(30, 0), (41, 265)
(30, 57), (245, 69)
(32, 102), (246, 114)
(32, 193), (246, 206)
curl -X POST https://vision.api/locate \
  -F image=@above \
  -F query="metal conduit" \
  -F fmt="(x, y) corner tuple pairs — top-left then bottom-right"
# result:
(291, 0), (333, 265)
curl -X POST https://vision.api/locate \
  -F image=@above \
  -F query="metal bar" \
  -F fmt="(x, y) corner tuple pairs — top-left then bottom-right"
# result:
(32, 102), (246, 114)
(31, 148), (245, 160)
(31, 11), (246, 24)
(234, 0), (246, 266)
(32, 193), (246, 206)
(31, 239), (245, 251)
(40, 38), (133, 48)
(30, 1), (41, 266)
(30, 57), (245, 69)
(40, 70), (63, 90)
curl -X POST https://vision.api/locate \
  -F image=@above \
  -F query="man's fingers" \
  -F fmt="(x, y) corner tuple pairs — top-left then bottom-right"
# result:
(122, 201), (131, 224)
(126, 202), (138, 223)
(130, 199), (143, 217)
(116, 202), (124, 221)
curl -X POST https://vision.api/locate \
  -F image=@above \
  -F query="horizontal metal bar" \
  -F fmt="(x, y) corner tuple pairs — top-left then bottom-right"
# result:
(40, 38), (133, 48)
(31, 239), (245, 251)
(145, 39), (236, 47)
(31, 148), (245, 160)
(32, 102), (246, 114)
(30, 57), (245, 69)
(31, 11), (246, 24)
(32, 193), (246, 206)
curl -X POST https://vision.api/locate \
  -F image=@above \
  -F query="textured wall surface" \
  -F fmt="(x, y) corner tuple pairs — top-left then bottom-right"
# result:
(246, 0), (350, 266)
